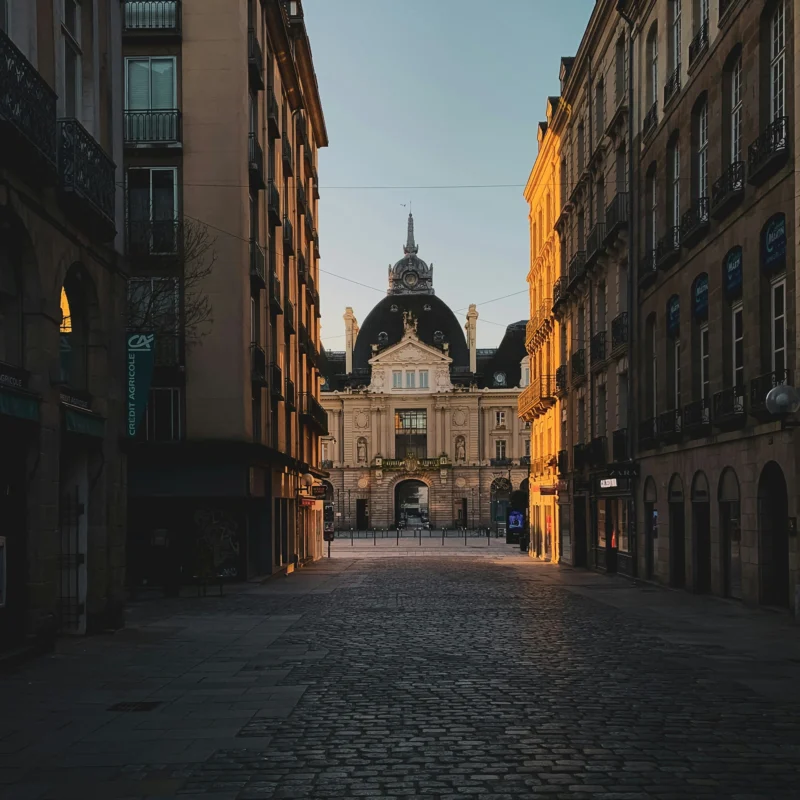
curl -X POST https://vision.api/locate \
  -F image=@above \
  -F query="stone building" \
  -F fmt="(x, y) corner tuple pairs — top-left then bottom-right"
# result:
(123, 0), (329, 583)
(634, 0), (796, 609)
(320, 216), (530, 531)
(0, 2), (127, 647)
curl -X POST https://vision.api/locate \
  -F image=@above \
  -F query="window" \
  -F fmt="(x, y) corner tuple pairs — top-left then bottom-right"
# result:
(138, 387), (182, 442)
(700, 323), (710, 399)
(495, 439), (507, 460)
(577, 122), (585, 171)
(649, 170), (658, 249)
(126, 168), (178, 254)
(596, 383), (606, 437)
(125, 57), (177, 135)
(321, 441), (329, 463)
(732, 302), (743, 387)
(523, 366), (530, 387)
(395, 409), (427, 459)
(619, 373), (629, 428)
(577, 397), (586, 443)
(419, 369), (429, 389)
(392, 370), (401, 388)
(674, 340), (681, 407)
(771, 279), (786, 374)
(577, 210), (585, 251)
(524, 438), (531, 457)
(696, 0), (709, 26)
(651, 324), (658, 417)
(0, 1), (7, 32)
(615, 36), (626, 103)
(697, 100), (708, 198)
(647, 25), (659, 107)
(496, 411), (506, 428)
(731, 56), (743, 162)
(405, 370), (416, 389)
(770, 0), (785, 120)
(670, 0), (682, 71)
(671, 138), (681, 225)
(62, 0), (82, 119)
(595, 80), (604, 138)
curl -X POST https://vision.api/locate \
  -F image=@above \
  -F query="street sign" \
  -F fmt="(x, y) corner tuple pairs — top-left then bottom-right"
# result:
(311, 485), (327, 498)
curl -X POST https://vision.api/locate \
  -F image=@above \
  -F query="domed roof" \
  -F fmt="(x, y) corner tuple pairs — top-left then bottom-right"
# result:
(353, 293), (469, 372)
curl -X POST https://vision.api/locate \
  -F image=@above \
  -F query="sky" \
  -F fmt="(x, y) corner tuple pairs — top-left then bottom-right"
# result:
(303, 0), (595, 352)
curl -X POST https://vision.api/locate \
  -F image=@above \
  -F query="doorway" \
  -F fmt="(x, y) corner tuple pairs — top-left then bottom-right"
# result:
(758, 461), (789, 608)
(718, 468), (742, 600)
(356, 499), (369, 530)
(691, 471), (711, 594)
(643, 477), (657, 580)
(668, 474), (685, 588)
(395, 479), (429, 528)
(573, 496), (588, 567)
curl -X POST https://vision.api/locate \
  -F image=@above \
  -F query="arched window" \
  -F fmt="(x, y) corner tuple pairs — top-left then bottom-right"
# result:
(770, 0), (786, 121)
(694, 97), (709, 200)
(669, 0), (682, 73)
(615, 35), (626, 103)
(666, 295), (681, 412)
(646, 23), (659, 109)
(645, 312), (657, 420)
(668, 133), (680, 227)
(60, 269), (90, 391)
(691, 272), (710, 407)
(646, 163), (658, 251)
(730, 53), (743, 163)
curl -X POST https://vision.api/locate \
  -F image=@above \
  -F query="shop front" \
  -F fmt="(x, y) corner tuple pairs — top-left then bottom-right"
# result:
(530, 483), (558, 560)
(591, 472), (635, 575)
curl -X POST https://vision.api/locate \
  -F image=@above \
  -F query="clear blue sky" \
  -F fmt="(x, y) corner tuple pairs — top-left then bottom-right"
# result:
(304, 0), (594, 352)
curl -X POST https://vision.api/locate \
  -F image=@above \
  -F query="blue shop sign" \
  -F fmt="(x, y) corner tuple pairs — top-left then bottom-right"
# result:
(693, 273), (708, 321)
(724, 247), (743, 300)
(761, 213), (786, 274)
(667, 295), (680, 336)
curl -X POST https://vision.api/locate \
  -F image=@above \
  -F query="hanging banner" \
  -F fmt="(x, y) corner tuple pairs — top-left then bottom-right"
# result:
(667, 294), (680, 336)
(761, 213), (786, 274)
(724, 246), (743, 299)
(693, 274), (708, 321)
(126, 332), (156, 437)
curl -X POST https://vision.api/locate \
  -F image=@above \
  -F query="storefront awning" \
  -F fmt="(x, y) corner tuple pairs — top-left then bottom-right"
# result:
(63, 407), (105, 439)
(0, 388), (40, 423)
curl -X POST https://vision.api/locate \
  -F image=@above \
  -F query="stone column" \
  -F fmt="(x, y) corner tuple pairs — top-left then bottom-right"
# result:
(465, 304), (479, 374)
(511, 402), (520, 460)
(484, 407), (492, 462)
(343, 307), (357, 375)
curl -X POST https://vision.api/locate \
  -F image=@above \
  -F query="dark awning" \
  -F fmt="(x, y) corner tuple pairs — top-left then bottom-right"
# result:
(63, 407), (105, 438)
(0, 388), (40, 423)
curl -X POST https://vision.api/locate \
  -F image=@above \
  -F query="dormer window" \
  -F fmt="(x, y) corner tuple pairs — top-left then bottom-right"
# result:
(420, 370), (429, 389)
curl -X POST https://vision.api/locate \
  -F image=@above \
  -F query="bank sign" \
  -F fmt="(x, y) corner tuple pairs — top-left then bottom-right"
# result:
(126, 333), (155, 437)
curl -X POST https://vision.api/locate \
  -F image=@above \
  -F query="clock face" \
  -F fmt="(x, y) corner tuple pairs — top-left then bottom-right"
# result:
(403, 271), (419, 288)
(494, 371), (506, 386)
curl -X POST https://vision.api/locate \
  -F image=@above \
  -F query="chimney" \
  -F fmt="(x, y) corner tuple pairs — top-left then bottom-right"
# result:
(344, 307), (358, 374)
(465, 304), (479, 373)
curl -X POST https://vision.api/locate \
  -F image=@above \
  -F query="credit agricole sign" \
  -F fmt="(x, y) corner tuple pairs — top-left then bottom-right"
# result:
(126, 333), (156, 437)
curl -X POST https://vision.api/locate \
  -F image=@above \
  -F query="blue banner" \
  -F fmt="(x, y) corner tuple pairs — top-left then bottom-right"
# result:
(126, 332), (156, 437)
(693, 274), (709, 321)
(724, 246), (743, 299)
(667, 295), (680, 336)
(761, 213), (786, 274)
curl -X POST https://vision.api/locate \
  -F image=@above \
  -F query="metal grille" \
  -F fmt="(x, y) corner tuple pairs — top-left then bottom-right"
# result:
(59, 486), (85, 633)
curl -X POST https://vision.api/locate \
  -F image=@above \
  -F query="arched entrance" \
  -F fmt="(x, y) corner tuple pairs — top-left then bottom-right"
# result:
(691, 471), (711, 593)
(643, 477), (658, 579)
(668, 474), (686, 588)
(321, 480), (334, 503)
(758, 461), (789, 608)
(395, 479), (429, 528)
(491, 477), (511, 534)
(718, 468), (742, 599)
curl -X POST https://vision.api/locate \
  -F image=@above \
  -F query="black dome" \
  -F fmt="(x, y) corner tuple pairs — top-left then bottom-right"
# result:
(353, 294), (469, 372)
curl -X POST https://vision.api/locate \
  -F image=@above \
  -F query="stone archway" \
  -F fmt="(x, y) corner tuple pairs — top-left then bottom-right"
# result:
(394, 478), (430, 529)
(691, 471), (711, 594)
(668, 474), (686, 588)
(758, 461), (789, 608)
(718, 468), (742, 599)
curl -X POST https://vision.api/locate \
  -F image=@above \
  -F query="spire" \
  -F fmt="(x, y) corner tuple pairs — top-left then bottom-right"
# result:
(403, 213), (418, 255)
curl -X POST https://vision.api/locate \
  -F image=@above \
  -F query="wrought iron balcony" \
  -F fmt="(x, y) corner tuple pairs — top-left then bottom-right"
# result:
(282, 138), (293, 176)
(124, 109), (181, 144)
(537, 301), (552, 334)
(638, 249), (657, 288)
(664, 66), (681, 107)
(517, 383), (537, 420)
(557, 449), (569, 475)
(297, 181), (307, 213)
(656, 226), (681, 270)
(611, 312), (628, 351)
(312, 166), (320, 199)
(612, 428), (627, 462)
(250, 343), (267, 387)
(750, 369), (790, 418)
(586, 223), (606, 266)
(284, 299), (295, 334)
(571, 349), (586, 383)
(719, 0), (736, 23)
(639, 417), (657, 450)
(689, 19), (709, 68)
(270, 363), (283, 399)
(642, 102), (658, 139)
(683, 398), (711, 436)
(248, 28), (264, 90)
(657, 408), (682, 442)
(525, 318), (537, 351)
(267, 87), (280, 139)
(123, 1), (181, 34)
(305, 209), (314, 242)
(590, 331), (606, 365)
(532, 374), (556, 413)
(267, 180), (281, 226)
(283, 216), (294, 255)
(553, 276), (568, 307)
(301, 392), (329, 435)
(298, 321), (308, 354)
(568, 251), (587, 288)
(748, 116), (789, 185)
(248, 133), (265, 191)
(250, 239), (266, 289)
(680, 198), (710, 248)
(711, 161), (745, 219)
(285, 377), (296, 411)
(298, 252), (308, 284)
(713, 386), (746, 430)
(573, 443), (587, 472)
(555, 364), (569, 393)
(307, 272), (319, 308)
(269, 269), (282, 314)
(604, 192), (629, 242)
(127, 219), (179, 258)
(490, 458), (512, 467)
(320, 460), (334, 469)
(58, 119), (116, 241)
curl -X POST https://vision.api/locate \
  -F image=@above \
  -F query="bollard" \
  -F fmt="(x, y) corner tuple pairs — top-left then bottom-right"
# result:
(442, 527), (444, 546)
(396, 527), (399, 546)
(373, 528), (376, 546)
(351, 527), (354, 547)
(487, 526), (491, 547)
(464, 526), (467, 546)
(418, 527), (421, 546)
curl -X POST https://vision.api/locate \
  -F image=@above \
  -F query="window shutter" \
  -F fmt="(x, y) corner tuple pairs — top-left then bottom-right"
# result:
(150, 59), (175, 109)
(126, 59), (150, 109)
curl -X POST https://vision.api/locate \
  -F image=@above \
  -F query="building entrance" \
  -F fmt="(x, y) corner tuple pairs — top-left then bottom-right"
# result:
(395, 480), (429, 528)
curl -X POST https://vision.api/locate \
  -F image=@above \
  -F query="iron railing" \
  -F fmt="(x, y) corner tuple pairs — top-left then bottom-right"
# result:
(284, 299), (295, 333)
(571, 349), (586, 382)
(656, 226), (681, 269)
(250, 239), (265, 288)
(586, 223), (606, 264)
(604, 192), (629, 239)
(711, 161), (745, 217)
(250, 343), (267, 386)
(123, 1), (181, 33)
(248, 133), (265, 190)
(285, 377), (296, 410)
(639, 417), (657, 449)
(269, 270), (282, 314)
(680, 198), (710, 246)
(683, 398), (711, 433)
(657, 408), (682, 441)
(611, 312), (628, 350)
(664, 65), (681, 106)
(127, 220), (179, 257)
(689, 19), (709, 67)
(267, 88), (280, 138)
(270, 363), (283, 398)
(283, 215), (294, 255)
(555, 364), (569, 393)
(639, 249), (658, 286)
(297, 181), (307, 213)
(282, 137), (293, 176)
(590, 331), (606, 365)
(267, 180), (281, 224)
(642, 102), (658, 138)
(553, 276), (568, 306)
(713, 386), (746, 426)
(748, 116), (789, 182)
(750, 369), (790, 415)
(301, 392), (329, 435)
(247, 28), (264, 90)
(124, 109), (181, 143)
(568, 251), (587, 287)
(557, 450), (569, 475)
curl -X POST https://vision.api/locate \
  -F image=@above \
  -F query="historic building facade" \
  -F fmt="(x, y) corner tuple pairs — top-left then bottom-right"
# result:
(124, 0), (329, 584)
(634, 0), (796, 609)
(321, 217), (530, 531)
(0, 2), (127, 647)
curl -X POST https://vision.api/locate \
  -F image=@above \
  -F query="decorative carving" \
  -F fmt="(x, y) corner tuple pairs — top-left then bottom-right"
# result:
(452, 408), (467, 427)
(369, 371), (385, 392)
(357, 477), (369, 489)
(403, 454), (420, 474)
(455, 477), (467, 488)
(455, 435), (466, 462)
(435, 368), (450, 388)
(357, 437), (368, 463)
(402, 310), (419, 335)
(355, 412), (369, 429)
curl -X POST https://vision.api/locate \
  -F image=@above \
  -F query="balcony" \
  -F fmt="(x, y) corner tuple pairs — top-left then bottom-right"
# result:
(525, 318), (537, 351)
(57, 119), (116, 241)
(656, 227), (681, 270)
(306, 271), (319, 308)
(123, 109), (181, 146)
(267, 87), (280, 139)
(284, 299), (295, 334)
(285, 378), (296, 411)
(282, 138), (293, 177)
(748, 117), (789, 185)
(249, 239), (266, 289)
(750, 369), (790, 419)
(298, 321), (308, 354)
(297, 181), (307, 213)
(127, 220), (179, 258)
(719, 0), (737, 24)
(688, 19), (709, 69)
(248, 28), (264, 90)
(250, 343), (267, 387)
(532, 374), (556, 414)
(321, 460), (333, 470)
(270, 363), (283, 399)
(298, 253), (308, 285)
(557, 449), (569, 475)
(267, 181), (281, 226)
(612, 428), (627, 462)
(123, 1), (181, 35)
(517, 383), (537, 420)
(680, 198), (710, 248)
(711, 161), (745, 219)
(312, 166), (320, 200)
(571, 349), (586, 384)
(553, 276), (568, 308)
(611, 312), (628, 351)
(639, 417), (657, 450)
(490, 458), (513, 467)
(664, 66), (681, 108)
(555, 364), (569, 394)
(713, 386), (746, 430)
(269, 269), (282, 314)
(305, 208), (315, 242)
(642, 102), (658, 139)
(248, 133), (265, 192)
(590, 331), (606, 366)
(586, 223), (606, 267)
(638, 249), (657, 288)
(301, 393), (329, 435)
(573, 443), (587, 472)
(657, 408), (682, 443)
(587, 436), (607, 468)
(683, 398), (711, 437)
(604, 192), (629, 243)
(567, 251), (587, 289)
(283, 216), (294, 255)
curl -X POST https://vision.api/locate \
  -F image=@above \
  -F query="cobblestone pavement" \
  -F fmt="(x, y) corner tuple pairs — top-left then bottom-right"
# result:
(2, 553), (800, 800)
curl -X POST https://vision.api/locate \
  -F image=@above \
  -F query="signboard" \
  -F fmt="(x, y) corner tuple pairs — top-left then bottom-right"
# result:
(693, 273), (708, 321)
(761, 213), (786, 274)
(540, 485), (557, 496)
(300, 497), (316, 508)
(508, 510), (525, 532)
(126, 332), (156, 437)
(607, 464), (639, 478)
(311, 484), (328, 498)
(600, 478), (618, 489)
(724, 246), (743, 299)
(667, 295), (680, 337)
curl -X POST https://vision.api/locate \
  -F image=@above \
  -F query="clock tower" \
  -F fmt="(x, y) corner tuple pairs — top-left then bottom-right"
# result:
(387, 214), (435, 295)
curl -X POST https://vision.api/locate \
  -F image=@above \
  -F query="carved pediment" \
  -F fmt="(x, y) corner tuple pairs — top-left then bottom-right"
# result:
(369, 338), (452, 368)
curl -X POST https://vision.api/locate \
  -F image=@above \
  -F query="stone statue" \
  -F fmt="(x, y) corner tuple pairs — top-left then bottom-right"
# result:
(455, 435), (466, 462)
(357, 437), (367, 463)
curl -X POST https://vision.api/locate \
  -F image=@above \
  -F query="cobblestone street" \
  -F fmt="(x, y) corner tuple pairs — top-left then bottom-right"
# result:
(2, 552), (800, 800)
